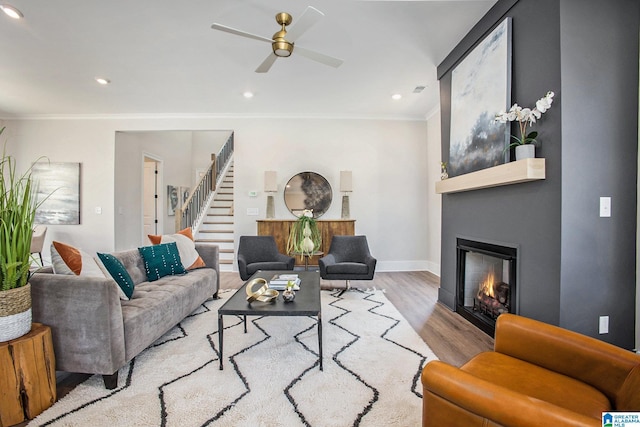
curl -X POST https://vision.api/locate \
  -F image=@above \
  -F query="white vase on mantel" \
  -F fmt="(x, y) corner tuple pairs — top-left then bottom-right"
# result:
(515, 144), (535, 160)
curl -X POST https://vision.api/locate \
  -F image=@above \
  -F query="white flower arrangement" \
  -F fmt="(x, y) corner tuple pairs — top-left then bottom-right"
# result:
(494, 91), (555, 148)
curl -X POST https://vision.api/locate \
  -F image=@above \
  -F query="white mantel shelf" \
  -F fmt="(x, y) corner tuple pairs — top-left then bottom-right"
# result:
(436, 158), (546, 194)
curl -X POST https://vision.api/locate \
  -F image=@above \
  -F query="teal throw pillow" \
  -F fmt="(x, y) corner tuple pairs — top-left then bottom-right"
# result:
(97, 252), (135, 300)
(138, 242), (185, 282)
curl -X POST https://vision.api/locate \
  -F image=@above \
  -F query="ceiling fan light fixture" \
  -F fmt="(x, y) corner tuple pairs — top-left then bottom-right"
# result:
(272, 41), (293, 57)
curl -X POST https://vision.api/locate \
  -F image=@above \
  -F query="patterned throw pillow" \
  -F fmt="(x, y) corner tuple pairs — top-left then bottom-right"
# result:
(51, 241), (104, 277)
(138, 242), (186, 282)
(96, 252), (135, 300)
(147, 227), (206, 270)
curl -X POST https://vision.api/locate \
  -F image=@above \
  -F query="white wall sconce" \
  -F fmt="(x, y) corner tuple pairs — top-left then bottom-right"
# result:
(264, 171), (277, 219)
(340, 170), (352, 219)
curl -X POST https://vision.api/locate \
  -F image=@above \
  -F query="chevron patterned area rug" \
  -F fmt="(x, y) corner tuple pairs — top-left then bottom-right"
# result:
(29, 289), (437, 427)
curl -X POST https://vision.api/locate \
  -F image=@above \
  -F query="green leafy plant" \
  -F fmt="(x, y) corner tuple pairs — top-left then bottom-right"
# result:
(0, 127), (41, 291)
(286, 209), (321, 258)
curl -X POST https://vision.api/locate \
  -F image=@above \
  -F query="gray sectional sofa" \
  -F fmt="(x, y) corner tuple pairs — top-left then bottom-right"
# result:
(30, 243), (219, 389)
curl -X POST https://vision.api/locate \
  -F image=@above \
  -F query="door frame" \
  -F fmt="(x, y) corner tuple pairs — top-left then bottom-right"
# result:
(142, 153), (163, 244)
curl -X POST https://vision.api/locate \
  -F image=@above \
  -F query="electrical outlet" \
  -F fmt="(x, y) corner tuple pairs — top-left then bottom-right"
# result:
(599, 316), (609, 334)
(599, 197), (611, 217)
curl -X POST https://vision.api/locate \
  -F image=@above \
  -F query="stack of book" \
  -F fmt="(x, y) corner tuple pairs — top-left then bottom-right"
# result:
(268, 274), (301, 290)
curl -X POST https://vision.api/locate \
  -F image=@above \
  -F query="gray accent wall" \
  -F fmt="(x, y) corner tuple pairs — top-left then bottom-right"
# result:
(438, 0), (639, 349)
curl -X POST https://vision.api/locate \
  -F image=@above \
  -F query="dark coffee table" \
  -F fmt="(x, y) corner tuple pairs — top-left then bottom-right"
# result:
(217, 270), (323, 370)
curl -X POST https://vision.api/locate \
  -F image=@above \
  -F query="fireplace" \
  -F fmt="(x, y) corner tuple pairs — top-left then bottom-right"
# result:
(456, 238), (517, 336)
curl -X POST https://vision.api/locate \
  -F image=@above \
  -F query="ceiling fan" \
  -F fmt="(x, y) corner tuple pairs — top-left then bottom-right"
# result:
(211, 6), (344, 73)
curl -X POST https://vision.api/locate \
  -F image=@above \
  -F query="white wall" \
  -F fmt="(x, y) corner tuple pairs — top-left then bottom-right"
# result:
(5, 116), (439, 273)
(114, 131), (193, 249)
(426, 110), (442, 276)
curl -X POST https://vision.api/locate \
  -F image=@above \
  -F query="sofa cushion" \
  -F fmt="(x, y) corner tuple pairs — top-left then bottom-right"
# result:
(120, 267), (216, 360)
(51, 241), (104, 277)
(246, 262), (292, 277)
(96, 252), (135, 300)
(148, 228), (206, 270)
(325, 262), (369, 275)
(462, 352), (611, 418)
(138, 242), (185, 282)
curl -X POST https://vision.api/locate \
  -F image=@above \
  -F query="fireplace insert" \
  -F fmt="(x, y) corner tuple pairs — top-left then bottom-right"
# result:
(456, 238), (517, 336)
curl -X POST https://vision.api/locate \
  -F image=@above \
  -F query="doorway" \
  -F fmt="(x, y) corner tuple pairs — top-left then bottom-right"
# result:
(143, 155), (161, 242)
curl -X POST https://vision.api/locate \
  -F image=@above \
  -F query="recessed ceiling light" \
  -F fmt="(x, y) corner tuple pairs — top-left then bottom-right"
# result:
(392, 94), (402, 100)
(95, 77), (111, 85)
(243, 91), (254, 99)
(1, 4), (24, 19)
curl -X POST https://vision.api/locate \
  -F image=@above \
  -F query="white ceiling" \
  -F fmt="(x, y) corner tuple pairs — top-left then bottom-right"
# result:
(0, 0), (496, 120)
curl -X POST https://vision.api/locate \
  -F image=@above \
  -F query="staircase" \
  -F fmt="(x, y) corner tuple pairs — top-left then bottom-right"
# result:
(195, 162), (235, 271)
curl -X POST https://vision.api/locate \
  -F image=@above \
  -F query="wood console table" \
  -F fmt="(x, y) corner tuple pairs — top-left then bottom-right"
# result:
(0, 323), (56, 426)
(257, 219), (355, 267)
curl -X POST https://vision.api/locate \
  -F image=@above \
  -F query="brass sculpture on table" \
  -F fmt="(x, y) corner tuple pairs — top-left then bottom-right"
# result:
(245, 278), (278, 303)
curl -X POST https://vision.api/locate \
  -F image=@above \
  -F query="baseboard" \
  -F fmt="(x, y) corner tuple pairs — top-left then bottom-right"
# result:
(376, 260), (440, 277)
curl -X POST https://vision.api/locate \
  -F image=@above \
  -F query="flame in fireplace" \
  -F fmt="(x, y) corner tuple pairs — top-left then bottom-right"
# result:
(478, 271), (496, 298)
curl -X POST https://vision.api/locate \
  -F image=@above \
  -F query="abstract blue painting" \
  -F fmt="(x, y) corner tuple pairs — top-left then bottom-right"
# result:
(449, 17), (511, 177)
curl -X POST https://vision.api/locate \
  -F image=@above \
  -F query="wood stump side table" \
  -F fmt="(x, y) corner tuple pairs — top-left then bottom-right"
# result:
(0, 323), (56, 427)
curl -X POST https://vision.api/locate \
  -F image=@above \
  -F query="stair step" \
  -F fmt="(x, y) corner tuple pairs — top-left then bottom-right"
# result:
(203, 221), (233, 225)
(219, 249), (234, 254)
(220, 259), (233, 265)
(196, 238), (234, 243)
(199, 229), (234, 234)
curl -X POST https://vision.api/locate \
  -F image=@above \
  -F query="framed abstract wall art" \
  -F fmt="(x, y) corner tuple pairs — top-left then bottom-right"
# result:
(32, 162), (81, 225)
(448, 17), (512, 177)
(167, 185), (179, 216)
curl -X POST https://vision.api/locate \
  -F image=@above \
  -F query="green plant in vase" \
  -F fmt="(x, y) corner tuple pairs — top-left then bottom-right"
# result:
(0, 126), (43, 341)
(286, 209), (321, 258)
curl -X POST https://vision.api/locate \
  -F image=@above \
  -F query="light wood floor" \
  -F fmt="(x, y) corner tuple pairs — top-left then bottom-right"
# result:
(221, 270), (494, 367)
(49, 270), (493, 417)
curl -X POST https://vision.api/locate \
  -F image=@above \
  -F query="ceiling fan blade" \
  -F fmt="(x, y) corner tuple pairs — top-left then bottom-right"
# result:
(286, 6), (324, 42)
(255, 53), (278, 73)
(294, 46), (343, 68)
(211, 23), (272, 43)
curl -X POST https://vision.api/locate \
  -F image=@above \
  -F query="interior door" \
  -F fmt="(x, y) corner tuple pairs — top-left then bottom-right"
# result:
(143, 158), (158, 240)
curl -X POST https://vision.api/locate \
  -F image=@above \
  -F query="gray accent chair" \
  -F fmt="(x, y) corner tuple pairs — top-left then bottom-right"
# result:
(30, 225), (47, 264)
(237, 235), (295, 280)
(318, 235), (377, 295)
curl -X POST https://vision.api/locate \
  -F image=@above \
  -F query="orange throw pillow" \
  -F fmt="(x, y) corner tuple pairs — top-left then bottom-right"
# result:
(147, 228), (206, 270)
(50, 241), (104, 277)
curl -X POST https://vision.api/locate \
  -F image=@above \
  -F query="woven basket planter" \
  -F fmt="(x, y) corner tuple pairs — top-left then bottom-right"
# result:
(0, 283), (32, 342)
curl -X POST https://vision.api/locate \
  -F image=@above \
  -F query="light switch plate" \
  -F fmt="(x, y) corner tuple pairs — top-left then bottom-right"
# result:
(246, 208), (259, 216)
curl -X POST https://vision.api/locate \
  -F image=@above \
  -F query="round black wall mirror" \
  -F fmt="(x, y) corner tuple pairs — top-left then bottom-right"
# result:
(283, 172), (332, 218)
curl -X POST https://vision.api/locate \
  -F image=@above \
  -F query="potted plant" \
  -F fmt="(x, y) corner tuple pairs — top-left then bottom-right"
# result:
(494, 91), (555, 160)
(0, 126), (40, 342)
(286, 209), (321, 258)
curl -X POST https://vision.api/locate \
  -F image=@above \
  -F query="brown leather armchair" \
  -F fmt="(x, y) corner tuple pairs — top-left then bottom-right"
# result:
(421, 313), (640, 427)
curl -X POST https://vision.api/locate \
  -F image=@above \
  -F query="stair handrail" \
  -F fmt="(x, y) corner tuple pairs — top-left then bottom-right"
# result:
(176, 132), (234, 231)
